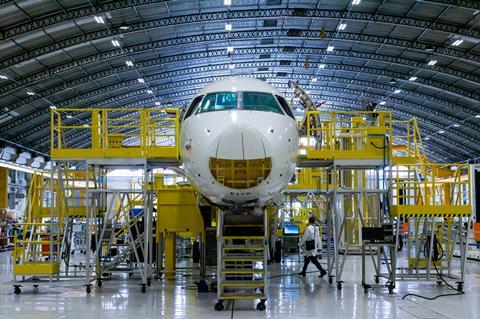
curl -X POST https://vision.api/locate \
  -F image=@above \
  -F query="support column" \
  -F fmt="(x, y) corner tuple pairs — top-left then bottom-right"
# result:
(164, 232), (176, 280)
(0, 167), (7, 210)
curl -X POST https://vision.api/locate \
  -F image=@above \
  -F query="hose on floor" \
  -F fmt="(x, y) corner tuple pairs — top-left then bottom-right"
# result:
(402, 235), (464, 301)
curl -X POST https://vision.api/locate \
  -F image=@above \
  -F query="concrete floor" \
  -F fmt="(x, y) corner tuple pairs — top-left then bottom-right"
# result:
(1, 252), (479, 319)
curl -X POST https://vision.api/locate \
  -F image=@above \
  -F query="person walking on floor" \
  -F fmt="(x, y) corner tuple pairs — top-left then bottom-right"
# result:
(298, 216), (327, 278)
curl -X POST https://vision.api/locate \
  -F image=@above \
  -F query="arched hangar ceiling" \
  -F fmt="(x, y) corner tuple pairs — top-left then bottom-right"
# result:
(1, 0), (480, 163)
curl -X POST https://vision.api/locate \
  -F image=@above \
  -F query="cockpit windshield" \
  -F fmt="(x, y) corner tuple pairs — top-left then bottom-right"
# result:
(242, 92), (283, 114)
(197, 92), (237, 113)
(193, 91), (286, 116)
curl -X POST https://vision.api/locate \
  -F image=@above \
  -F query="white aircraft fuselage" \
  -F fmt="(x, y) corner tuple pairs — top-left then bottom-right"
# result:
(180, 78), (299, 207)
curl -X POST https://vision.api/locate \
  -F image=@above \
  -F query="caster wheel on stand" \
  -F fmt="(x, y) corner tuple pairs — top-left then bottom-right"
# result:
(256, 301), (266, 311)
(328, 276), (333, 284)
(388, 284), (395, 294)
(86, 285), (91, 294)
(14, 286), (21, 295)
(147, 278), (151, 287)
(141, 284), (146, 293)
(363, 284), (370, 294)
(214, 301), (224, 311)
(375, 276), (380, 284)
(97, 280), (102, 288)
(337, 282), (343, 291)
(457, 283), (463, 292)
(33, 285), (39, 289)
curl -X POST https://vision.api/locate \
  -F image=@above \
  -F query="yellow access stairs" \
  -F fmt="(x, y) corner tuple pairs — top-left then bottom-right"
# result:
(215, 213), (268, 311)
(13, 174), (62, 280)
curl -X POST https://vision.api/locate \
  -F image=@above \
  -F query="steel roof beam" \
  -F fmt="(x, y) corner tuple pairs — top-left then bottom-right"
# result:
(2, 6), (479, 43)
(2, 28), (479, 73)
(3, 61), (479, 139)
(22, 81), (476, 159)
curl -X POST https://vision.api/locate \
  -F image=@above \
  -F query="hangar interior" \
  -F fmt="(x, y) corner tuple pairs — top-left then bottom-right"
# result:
(0, 0), (480, 318)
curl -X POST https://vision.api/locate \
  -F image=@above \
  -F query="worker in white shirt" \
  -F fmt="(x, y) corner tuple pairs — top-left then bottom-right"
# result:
(298, 216), (327, 277)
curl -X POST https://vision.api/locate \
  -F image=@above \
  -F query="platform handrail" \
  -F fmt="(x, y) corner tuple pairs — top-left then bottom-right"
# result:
(51, 108), (180, 159)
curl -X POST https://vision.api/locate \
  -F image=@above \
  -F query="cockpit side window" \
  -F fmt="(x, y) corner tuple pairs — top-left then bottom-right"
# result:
(184, 95), (204, 120)
(275, 95), (295, 119)
(242, 92), (284, 114)
(197, 92), (237, 114)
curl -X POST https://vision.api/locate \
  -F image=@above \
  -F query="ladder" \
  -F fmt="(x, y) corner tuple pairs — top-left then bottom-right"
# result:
(12, 174), (62, 294)
(215, 212), (268, 312)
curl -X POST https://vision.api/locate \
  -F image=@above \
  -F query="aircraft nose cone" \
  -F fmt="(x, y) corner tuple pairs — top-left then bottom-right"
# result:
(209, 124), (272, 189)
(214, 124), (268, 160)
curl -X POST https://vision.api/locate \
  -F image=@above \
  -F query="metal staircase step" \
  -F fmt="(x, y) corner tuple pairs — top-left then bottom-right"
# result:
(221, 281), (265, 288)
(223, 245), (264, 250)
(221, 269), (264, 274)
(223, 256), (264, 262)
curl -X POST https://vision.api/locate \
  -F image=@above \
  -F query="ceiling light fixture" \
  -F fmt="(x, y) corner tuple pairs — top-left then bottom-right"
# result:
(453, 124), (460, 127)
(27, 91), (35, 96)
(312, 77), (317, 82)
(425, 137), (430, 141)
(119, 23), (130, 31)
(352, 0), (361, 5)
(50, 105), (57, 109)
(228, 64), (235, 69)
(427, 60), (437, 66)
(146, 89), (153, 94)
(0, 75), (8, 80)
(379, 101), (386, 105)
(155, 102), (161, 106)
(111, 40), (120, 47)
(452, 39), (463, 46)
(66, 115), (73, 119)
(138, 78), (145, 83)
(393, 89), (401, 94)
(438, 130), (445, 134)
(409, 76), (417, 81)
(225, 23), (232, 31)
(475, 114), (480, 118)
(318, 64), (326, 69)
(94, 16), (105, 24)
(126, 60), (134, 67)
(227, 46), (234, 53)
(326, 46), (334, 52)
(338, 23), (347, 30)
(224, 0), (232, 5)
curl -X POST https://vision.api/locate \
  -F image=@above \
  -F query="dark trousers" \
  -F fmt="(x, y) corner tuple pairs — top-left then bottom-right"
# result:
(300, 255), (325, 274)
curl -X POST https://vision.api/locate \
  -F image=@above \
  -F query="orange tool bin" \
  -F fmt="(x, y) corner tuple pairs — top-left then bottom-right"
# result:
(474, 223), (480, 243)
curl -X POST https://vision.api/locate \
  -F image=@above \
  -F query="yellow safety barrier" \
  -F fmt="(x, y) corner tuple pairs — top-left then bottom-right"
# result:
(302, 111), (429, 165)
(391, 164), (471, 217)
(50, 108), (180, 159)
(304, 111), (392, 160)
(391, 118), (428, 164)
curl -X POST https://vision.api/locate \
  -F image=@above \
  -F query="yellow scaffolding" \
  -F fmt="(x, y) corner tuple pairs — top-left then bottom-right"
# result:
(50, 108), (180, 159)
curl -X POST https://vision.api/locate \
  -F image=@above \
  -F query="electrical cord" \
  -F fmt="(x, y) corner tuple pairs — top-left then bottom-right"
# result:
(370, 142), (388, 149)
(402, 235), (464, 301)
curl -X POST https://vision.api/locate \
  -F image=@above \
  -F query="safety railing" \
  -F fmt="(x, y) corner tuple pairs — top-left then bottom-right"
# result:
(303, 111), (392, 161)
(390, 164), (472, 216)
(391, 117), (428, 164)
(51, 108), (179, 159)
(302, 110), (430, 165)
